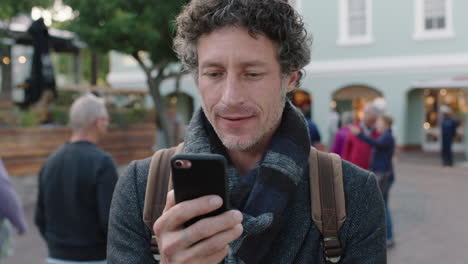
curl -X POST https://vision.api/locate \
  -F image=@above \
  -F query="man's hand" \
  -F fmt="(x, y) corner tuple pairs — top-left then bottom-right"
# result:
(154, 190), (243, 264)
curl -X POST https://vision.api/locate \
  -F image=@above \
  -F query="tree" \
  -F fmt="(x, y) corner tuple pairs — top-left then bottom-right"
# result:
(0, 0), (53, 21)
(63, 0), (188, 147)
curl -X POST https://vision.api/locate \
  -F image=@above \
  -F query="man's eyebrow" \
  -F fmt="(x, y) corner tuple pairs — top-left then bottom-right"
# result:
(199, 61), (223, 69)
(199, 60), (268, 69)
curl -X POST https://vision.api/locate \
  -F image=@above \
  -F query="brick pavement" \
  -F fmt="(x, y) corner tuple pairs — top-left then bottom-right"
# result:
(4, 153), (468, 264)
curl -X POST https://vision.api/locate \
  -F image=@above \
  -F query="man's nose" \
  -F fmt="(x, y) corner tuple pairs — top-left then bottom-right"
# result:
(220, 74), (245, 106)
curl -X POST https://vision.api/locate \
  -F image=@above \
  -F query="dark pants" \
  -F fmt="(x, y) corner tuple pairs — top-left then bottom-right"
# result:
(441, 144), (453, 166)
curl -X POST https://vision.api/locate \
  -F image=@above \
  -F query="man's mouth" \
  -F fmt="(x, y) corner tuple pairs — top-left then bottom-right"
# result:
(219, 115), (255, 127)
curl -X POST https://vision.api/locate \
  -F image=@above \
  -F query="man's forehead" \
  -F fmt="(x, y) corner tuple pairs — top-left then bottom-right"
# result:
(197, 27), (279, 68)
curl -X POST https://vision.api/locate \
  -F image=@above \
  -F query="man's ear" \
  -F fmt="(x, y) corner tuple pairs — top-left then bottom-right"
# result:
(286, 71), (299, 92)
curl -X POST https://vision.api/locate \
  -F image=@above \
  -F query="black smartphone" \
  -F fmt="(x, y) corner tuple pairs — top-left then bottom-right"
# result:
(171, 153), (229, 226)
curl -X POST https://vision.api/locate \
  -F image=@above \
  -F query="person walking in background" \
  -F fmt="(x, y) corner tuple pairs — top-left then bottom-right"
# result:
(440, 105), (460, 167)
(297, 101), (323, 150)
(351, 114), (396, 247)
(0, 158), (28, 261)
(330, 111), (354, 157)
(327, 108), (339, 148)
(35, 93), (118, 264)
(342, 103), (382, 169)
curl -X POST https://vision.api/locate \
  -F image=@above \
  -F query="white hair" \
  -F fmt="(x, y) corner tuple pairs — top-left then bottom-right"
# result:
(69, 93), (108, 132)
(341, 111), (354, 126)
(364, 102), (385, 116)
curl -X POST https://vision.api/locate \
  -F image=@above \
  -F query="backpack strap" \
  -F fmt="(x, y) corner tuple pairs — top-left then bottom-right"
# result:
(143, 143), (184, 253)
(142, 144), (346, 260)
(309, 147), (346, 264)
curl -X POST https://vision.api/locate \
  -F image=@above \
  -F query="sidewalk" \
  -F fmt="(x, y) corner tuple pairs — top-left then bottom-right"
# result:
(4, 153), (468, 263)
(387, 151), (468, 263)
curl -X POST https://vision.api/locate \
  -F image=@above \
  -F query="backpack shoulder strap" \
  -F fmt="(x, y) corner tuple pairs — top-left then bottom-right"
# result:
(309, 147), (346, 263)
(143, 143), (184, 252)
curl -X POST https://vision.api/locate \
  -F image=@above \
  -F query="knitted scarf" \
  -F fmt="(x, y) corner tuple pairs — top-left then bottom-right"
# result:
(183, 101), (311, 264)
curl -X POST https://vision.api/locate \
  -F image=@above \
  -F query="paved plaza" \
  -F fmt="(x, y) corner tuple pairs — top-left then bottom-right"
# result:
(4, 153), (468, 264)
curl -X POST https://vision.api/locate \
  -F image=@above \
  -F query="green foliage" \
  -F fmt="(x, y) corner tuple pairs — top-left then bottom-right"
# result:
(19, 109), (41, 127)
(0, 0), (53, 20)
(81, 49), (109, 85)
(108, 107), (154, 127)
(49, 105), (68, 125)
(62, 0), (187, 64)
(54, 90), (81, 106)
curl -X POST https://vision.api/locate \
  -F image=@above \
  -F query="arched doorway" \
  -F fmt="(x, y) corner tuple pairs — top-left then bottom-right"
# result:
(332, 85), (383, 121)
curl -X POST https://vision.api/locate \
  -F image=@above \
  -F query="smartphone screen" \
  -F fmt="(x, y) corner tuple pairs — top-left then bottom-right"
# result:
(171, 154), (229, 226)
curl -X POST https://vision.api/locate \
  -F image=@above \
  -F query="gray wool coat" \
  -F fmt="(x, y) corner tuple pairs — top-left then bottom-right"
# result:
(107, 157), (386, 263)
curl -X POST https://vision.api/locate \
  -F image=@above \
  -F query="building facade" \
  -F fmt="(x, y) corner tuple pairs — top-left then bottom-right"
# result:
(107, 0), (468, 156)
(299, 0), (468, 155)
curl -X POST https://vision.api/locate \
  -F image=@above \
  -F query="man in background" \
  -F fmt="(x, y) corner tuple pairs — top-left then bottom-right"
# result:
(35, 93), (118, 264)
(440, 105), (460, 167)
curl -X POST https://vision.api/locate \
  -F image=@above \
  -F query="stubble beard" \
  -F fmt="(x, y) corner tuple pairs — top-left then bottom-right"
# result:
(203, 88), (288, 152)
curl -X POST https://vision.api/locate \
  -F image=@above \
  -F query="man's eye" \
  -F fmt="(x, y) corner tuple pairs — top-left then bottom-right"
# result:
(204, 72), (223, 78)
(246, 72), (263, 78)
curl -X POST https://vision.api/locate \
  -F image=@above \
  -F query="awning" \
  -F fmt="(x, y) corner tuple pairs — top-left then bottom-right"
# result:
(412, 75), (468, 88)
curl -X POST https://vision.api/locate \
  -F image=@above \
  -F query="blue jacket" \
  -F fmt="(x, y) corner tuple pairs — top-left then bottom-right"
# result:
(306, 119), (321, 145)
(357, 129), (395, 174)
(441, 117), (460, 148)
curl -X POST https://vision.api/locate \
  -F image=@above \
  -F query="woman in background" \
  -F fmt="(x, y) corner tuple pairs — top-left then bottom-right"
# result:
(351, 114), (395, 247)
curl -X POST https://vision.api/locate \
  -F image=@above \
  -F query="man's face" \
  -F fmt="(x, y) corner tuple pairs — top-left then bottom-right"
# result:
(197, 27), (297, 151)
(363, 111), (377, 129)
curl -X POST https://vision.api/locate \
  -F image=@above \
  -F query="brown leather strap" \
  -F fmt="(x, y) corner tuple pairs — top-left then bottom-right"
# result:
(316, 150), (343, 263)
(309, 148), (346, 232)
(143, 143), (184, 253)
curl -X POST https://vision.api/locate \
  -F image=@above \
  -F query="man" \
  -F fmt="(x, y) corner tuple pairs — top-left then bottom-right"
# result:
(342, 103), (381, 170)
(440, 105), (460, 166)
(35, 93), (118, 264)
(108, 0), (386, 263)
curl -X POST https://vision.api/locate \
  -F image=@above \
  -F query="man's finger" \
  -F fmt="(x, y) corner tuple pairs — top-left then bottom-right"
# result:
(180, 223), (243, 261)
(157, 195), (223, 232)
(183, 210), (242, 247)
(163, 190), (176, 213)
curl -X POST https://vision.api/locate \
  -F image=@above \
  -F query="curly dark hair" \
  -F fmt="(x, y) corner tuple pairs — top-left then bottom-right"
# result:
(173, 0), (312, 88)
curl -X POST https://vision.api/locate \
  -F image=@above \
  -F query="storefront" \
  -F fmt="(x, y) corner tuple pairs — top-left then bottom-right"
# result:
(413, 76), (468, 153)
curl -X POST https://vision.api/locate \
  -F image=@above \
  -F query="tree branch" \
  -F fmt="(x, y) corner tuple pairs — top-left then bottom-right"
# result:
(132, 52), (151, 77)
(163, 70), (186, 80)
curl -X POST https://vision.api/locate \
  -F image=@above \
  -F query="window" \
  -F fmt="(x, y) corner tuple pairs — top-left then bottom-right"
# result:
(338, 0), (373, 46)
(414, 0), (454, 40)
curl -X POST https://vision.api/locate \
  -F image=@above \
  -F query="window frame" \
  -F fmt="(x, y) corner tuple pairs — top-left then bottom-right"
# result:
(338, 0), (374, 46)
(414, 0), (454, 40)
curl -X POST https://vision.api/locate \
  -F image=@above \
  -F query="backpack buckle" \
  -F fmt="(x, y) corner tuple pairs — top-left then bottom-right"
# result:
(322, 236), (342, 263)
